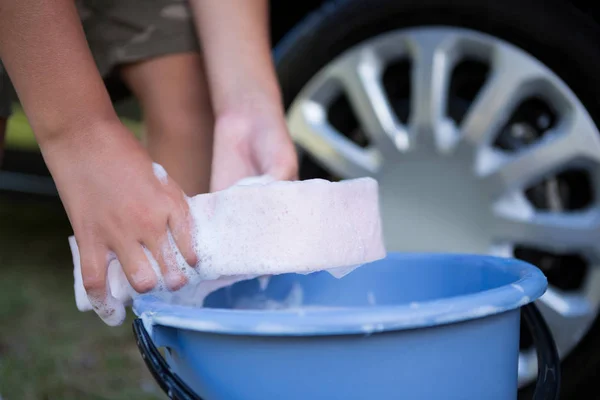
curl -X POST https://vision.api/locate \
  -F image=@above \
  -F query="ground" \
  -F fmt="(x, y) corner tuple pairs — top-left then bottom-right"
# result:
(0, 196), (163, 400)
(0, 107), (163, 400)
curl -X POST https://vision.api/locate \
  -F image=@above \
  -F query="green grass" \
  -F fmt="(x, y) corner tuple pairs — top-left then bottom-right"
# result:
(4, 104), (38, 150)
(0, 198), (163, 400)
(5, 103), (144, 151)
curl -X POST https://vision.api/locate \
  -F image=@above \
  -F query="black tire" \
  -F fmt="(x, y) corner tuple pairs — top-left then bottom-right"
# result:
(274, 0), (600, 397)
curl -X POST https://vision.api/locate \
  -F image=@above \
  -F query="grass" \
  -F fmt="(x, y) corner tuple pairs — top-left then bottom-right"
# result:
(4, 105), (38, 150)
(0, 198), (164, 400)
(0, 108), (162, 399)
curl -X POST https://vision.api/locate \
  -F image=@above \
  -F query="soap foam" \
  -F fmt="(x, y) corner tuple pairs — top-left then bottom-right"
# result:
(71, 163), (386, 325)
(233, 282), (303, 310)
(152, 163), (169, 184)
(258, 276), (270, 291)
(367, 291), (377, 306)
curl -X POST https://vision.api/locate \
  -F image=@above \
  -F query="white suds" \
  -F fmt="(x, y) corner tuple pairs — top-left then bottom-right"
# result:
(367, 291), (377, 306)
(511, 284), (525, 293)
(152, 163), (168, 184)
(258, 276), (270, 291)
(233, 283), (304, 310)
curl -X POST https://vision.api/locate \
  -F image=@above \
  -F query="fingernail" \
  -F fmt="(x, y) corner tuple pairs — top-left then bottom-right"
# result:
(165, 273), (187, 291)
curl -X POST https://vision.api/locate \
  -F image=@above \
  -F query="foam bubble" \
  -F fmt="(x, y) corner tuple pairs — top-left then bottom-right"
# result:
(152, 163), (168, 184)
(367, 291), (376, 306)
(87, 284), (126, 327)
(258, 276), (270, 291)
(233, 283), (303, 310)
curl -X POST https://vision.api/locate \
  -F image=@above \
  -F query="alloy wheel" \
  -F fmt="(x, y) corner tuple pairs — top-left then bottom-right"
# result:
(287, 27), (600, 387)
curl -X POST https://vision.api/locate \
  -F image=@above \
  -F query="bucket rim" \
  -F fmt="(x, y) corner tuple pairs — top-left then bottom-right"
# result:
(133, 253), (547, 337)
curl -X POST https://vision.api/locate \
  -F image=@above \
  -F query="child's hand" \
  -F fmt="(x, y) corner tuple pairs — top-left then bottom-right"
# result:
(45, 120), (198, 325)
(210, 105), (299, 192)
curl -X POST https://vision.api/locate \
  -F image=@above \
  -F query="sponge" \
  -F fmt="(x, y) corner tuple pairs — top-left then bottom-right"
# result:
(71, 166), (386, 326)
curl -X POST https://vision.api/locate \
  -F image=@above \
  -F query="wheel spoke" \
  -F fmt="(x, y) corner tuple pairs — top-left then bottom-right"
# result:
(567, 106), (600, 162)
(518, 351), (538, 387)
(461, 45), (547, 148)
(332, 48), (410, 152)
(580, 267), (600, 307)
(288, 100), (382, 178)
(536, 288), (596, 357)
(489, 242), (515, 258)
(479, 128), (589, 199)
(406, 31), (457, 150)
(492, 207), (600, 253)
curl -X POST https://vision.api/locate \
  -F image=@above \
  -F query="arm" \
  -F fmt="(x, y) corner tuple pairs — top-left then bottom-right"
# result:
(189, 0), (280, 114)
(0, 0), (197, 325)
(190, 0), (298, 191)
(0, 0), (115, 143)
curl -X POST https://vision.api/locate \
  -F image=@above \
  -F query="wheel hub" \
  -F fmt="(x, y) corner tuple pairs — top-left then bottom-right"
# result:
(377, 153), (494, 254)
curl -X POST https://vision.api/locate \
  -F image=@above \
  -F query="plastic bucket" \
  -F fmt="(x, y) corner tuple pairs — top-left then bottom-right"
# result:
(132, 253), (560, 400)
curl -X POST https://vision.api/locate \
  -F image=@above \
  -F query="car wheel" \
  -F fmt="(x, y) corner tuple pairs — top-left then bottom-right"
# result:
(275, 0), (600, 396)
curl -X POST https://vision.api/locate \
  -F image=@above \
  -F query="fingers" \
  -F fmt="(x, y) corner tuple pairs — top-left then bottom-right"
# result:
(116, 184), (195, 293)
(113, 240), (158, 295)
(79, 241), (126, 326)
(268, 152), (299, 182)
(145, 234), (188, 292)
(210, 163), (256, 192)
(153, 164), (198, 271)
(167, 197), (199, 269)
(265, 132), (299, 182)
(271, 161), (299, 181)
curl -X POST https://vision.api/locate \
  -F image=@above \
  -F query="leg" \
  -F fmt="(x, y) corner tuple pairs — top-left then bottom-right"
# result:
(120, 52), (214, 196)
(79, 0), (211, 195)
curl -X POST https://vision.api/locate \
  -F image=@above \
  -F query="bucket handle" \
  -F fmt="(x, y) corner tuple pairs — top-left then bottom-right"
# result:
(133, 303), (560, 400)
(523, 303), (561, 400)
(133, 319), (203, 400)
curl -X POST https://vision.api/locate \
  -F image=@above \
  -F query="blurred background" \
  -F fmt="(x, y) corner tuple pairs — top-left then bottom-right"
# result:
(2, 0), (600, 398)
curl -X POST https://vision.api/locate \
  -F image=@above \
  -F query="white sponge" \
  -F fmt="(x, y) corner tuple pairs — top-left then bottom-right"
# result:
(71, 166), (386, 326)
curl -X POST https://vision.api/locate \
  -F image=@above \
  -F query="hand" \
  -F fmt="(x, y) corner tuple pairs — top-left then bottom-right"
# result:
(45, 120), (198, 325)
(210, 105), (299, 192)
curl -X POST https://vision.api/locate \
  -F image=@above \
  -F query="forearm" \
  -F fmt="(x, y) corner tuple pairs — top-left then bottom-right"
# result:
(190, 0), (282, 115)
(0, 0), (118, 146)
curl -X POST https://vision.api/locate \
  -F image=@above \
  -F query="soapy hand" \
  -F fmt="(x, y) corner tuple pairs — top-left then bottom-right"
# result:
(46, 120), (198, 325)
(210, 107), (299, 192)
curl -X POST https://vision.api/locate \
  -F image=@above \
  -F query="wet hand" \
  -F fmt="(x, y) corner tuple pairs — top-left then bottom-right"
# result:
(210, 106), (298, 192)
(46, 120), (198, 325)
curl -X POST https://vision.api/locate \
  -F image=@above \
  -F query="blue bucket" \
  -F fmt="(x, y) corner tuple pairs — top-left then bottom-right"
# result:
(132, 253), (560, 400)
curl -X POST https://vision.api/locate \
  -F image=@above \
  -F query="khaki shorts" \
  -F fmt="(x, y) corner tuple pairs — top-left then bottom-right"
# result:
(0, 0), (200, 118)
